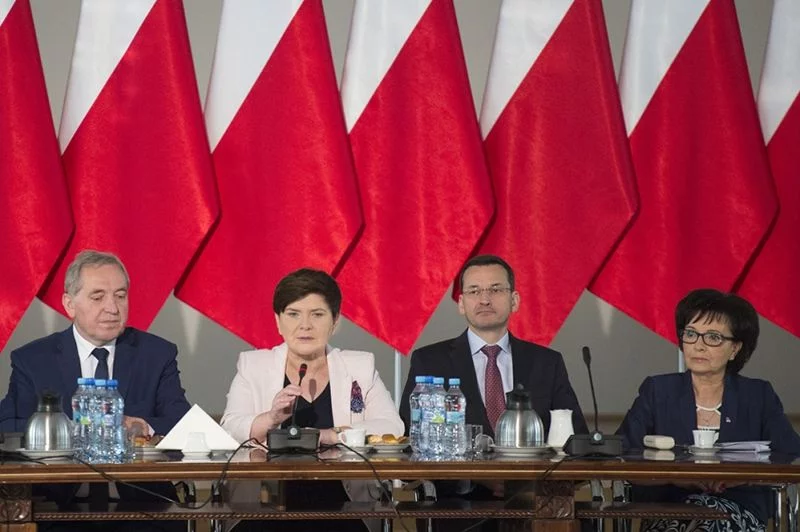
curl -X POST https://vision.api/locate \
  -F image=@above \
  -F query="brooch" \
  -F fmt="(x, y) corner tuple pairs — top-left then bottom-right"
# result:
(350, 380), (364, 413)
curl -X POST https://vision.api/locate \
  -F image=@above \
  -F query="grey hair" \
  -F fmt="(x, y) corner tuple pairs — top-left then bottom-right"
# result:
(64, 250), (130, 296)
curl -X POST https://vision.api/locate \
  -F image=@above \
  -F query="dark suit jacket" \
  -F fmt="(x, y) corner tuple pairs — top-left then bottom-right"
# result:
(399, 330), (589, 438)
(616, 372), (800, 523)
(0, 326), (191, 504)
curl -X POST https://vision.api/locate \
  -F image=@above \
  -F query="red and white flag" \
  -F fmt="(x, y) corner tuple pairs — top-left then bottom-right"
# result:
(38, 0), (218, 327)
(0, 0), (72, 351)
(590, 0), (777, 341)
(474, 0), (636, 345)
(336, 0), (493, 353)
(176, 0), (361, 348)
(738, 0), (800, 338)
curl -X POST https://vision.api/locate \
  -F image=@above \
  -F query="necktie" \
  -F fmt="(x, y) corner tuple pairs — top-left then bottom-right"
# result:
(89, 347), (110, 505)
(482, 344), (506, 433)
(92, 347), (109, 380)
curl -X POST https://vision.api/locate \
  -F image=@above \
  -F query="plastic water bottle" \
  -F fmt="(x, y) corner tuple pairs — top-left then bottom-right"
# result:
(427, 377), (447, 457)
(445, 378), (467, 456)
(105, 380), (128, 462)
(70, 378), (94, 459)
(409, 376), (428, 451)
(88, 379), (108, 463)
(418, 376), (434, 455)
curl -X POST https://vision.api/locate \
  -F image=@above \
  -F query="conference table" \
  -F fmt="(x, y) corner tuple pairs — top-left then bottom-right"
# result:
(0, 446), (798, 531)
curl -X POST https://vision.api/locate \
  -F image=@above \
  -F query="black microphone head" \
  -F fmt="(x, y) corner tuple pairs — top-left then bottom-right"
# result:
(582, 346), (591, 366)
(298, 363), (308, 379)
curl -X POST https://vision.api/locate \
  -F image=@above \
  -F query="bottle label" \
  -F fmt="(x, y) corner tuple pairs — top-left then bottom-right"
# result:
(446, 411), (465, 424)
(411, 408), (421, 422)
(431, 412), (445, 424)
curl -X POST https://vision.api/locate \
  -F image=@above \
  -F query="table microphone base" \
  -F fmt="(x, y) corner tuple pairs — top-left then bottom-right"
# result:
(564, 433), (623, 457)
(267, 428), (320, 453)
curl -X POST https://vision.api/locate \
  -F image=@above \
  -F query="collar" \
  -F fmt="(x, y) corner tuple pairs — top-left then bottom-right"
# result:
(467, 329), (511, 356)
(72, 324), (116, 363)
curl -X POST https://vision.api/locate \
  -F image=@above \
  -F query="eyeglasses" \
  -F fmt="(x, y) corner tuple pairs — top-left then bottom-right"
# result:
(680, 329), (735, 347)
(462, 287), (512, 298)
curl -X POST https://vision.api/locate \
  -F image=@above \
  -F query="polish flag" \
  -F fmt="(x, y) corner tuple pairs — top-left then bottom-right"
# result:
(738, 0), (800, 338)
(0, 0), (72, 350)
(336, 0), (493, 353)
(175, 0), (361, 348)
(589, 0), (777, 342)
(38, 0), (218, 327)
(474, 0), (637, 345)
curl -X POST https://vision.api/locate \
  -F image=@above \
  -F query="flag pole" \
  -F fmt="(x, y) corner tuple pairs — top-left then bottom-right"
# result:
(394, 350), (403, 408)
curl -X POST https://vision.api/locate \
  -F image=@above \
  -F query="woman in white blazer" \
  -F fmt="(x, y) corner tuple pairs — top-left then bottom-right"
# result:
(221, 268), (404, 532)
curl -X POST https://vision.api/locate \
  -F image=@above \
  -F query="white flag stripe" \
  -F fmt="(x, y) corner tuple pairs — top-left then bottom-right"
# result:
(0, 0), (14, 27)
(480, 0), (573, 136)
(340, 0), (430, 131)
(619, 0), (709, 134)
(758, 0), (800, 142)
(205, 0), (302, 150)
(58, 0), (155, 151)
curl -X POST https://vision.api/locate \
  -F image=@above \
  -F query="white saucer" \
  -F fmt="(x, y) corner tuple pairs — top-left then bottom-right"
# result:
(17, 448), (75, 459)
(181, 450), (211, 459)
(492, 445), (552, 457)
(341, 445), (373, 455)
(688, 445), (721, 456)
(372, 443), (410, 453)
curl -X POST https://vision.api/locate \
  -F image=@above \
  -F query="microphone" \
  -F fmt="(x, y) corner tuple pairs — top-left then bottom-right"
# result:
(266, 362), (319, 453)
(563, 346), (623, 457)
(287, 363), (307, 439)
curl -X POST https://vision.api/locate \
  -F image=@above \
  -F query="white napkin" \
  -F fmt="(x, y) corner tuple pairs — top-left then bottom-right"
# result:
(717, 441), (771, 453)
(156, 404), (239, 451)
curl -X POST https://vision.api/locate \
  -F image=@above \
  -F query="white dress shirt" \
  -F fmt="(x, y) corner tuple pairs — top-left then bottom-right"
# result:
(73, 326), (116, 379)
(467, 329), (513, 405)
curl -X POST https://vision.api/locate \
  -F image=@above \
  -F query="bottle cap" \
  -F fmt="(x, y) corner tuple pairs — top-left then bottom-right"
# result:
(448, 378), (461, 386)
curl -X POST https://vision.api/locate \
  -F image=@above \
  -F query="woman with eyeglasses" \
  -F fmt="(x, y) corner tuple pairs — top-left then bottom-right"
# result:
(616, 288), (800, 532)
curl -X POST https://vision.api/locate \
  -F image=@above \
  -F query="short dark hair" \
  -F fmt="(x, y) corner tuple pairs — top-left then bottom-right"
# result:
(458, 254), (515, 291)
(675, 288), (759, 374)
(273, 268), (342, 319)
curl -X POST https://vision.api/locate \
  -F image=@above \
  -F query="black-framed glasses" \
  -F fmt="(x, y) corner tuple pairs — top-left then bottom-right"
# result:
(680, 329), (735, 347)
(462, 287), (512, 298)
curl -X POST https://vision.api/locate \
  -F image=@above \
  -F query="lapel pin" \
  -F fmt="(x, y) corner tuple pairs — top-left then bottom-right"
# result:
(725, 417), (731, 423)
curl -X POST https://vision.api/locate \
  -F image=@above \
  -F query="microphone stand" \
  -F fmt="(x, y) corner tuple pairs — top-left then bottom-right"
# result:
(266, 363), (320, 454)
(563, 346), (623, 457)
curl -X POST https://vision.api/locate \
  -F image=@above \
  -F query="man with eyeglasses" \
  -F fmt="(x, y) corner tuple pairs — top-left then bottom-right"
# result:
(399, 254), (588, 531)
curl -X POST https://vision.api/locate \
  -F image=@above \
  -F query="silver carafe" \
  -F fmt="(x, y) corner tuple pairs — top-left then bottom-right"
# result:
(494, 383), (544, 447)
(24, 392), (73, 451)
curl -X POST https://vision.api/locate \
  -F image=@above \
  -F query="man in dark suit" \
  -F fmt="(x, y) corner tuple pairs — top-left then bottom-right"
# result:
(399, 254), (589, 531)
(0, 250), (190, 531)
(400, 254), (588, 439)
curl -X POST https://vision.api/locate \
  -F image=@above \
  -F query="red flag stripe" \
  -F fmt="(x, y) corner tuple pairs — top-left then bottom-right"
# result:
(0, 0), (72, 350)
(590, 0), (776, 341)
(337, 0), (493, 353)
(176, 0), (361, 347)
(38, 0), (218, 327)
(474, 0), (637, 344)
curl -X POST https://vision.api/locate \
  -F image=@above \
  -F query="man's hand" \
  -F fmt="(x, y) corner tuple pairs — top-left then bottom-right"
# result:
(123, 416), (151, 438)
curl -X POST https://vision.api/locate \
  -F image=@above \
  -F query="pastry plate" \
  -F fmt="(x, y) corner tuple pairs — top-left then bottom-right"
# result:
(491, 445), (552, 457)
(17, 448), (75, 460)
(371, 443), (410, 453)
(136, 446), (166, 456)
(688, 445), (721, 456)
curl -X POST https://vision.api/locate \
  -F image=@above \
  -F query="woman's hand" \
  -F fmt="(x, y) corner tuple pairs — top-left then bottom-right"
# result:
(249, 384), (303, 441)
(269, 384), (303, 424)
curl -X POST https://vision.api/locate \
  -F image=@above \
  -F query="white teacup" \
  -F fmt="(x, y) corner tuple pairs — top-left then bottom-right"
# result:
(183, 431), (210, 453)
(338, 428), (366, 447)
(692, 429), (718, 448)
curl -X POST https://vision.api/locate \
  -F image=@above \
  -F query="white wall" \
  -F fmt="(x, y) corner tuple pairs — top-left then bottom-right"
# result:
(5, 0), (795, 419)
